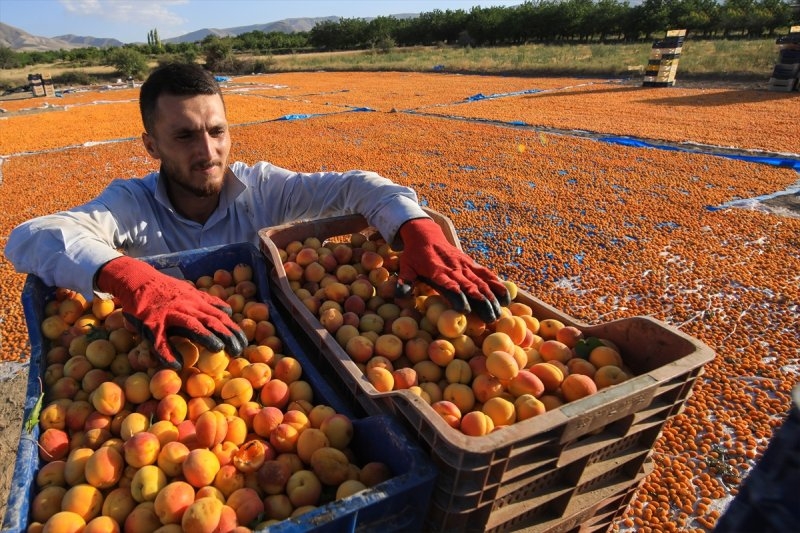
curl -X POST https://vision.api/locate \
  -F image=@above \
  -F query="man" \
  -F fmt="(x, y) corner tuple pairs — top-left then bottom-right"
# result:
(6, 63), (509, 369)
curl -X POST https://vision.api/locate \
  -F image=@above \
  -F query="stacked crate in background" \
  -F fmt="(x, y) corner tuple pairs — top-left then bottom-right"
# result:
(769, 26), (800, 92)
(27, 73), (55, 98)
(643, 30), (686, 88)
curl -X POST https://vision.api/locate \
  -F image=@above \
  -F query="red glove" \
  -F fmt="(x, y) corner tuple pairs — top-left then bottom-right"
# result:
(397, 218), (510, 323)
(96, 256), (248, 369)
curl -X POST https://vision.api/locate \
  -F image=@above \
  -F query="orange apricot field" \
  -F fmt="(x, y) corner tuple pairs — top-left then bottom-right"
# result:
(1, 72), (798, 531)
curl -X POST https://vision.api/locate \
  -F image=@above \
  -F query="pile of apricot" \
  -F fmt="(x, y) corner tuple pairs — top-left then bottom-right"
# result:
(278, 232), (637, 436)
(28, 264), (391, 532)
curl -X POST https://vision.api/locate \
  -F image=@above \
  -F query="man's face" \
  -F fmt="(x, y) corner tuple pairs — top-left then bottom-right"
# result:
(142, 93), (231, 198)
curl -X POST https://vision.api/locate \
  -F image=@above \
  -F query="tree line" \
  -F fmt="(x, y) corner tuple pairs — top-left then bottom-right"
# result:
(1, 0), (797, 77)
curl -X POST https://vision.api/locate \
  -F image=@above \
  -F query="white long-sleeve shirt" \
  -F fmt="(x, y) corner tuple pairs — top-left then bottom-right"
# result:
(5, 161), (427, 299)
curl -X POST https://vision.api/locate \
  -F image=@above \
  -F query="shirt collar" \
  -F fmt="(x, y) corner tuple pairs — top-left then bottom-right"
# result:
(153, 167), (247, 226)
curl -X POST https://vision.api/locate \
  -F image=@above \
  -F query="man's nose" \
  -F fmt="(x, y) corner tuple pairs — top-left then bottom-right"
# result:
(196, 132), (215, 158)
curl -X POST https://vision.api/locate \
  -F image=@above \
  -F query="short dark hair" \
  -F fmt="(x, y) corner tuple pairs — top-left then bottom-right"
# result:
(139, 63), (223, 133)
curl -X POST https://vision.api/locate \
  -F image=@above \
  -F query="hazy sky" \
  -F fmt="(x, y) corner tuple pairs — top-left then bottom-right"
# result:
(1, 0), (524, 44)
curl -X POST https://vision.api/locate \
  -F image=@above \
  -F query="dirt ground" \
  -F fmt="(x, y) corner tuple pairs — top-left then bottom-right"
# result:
(0, 365), (31, 526)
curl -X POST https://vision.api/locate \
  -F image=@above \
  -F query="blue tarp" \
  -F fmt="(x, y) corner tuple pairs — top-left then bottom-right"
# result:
(599, 136), (800, 171)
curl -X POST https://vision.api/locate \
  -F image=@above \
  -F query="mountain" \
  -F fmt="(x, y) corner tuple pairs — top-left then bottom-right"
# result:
(0, 22), (82, 51)
(54, 34), (124, 48)
(1, 13), (420, 51)
(161, 16), (343, 44)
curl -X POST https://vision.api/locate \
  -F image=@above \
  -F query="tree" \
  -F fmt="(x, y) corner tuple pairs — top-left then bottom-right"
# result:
(0, 46), (19, 69)
(202, 36), (238, 72)
(147, 28), (163, 53)
(105, 47), (148, 78)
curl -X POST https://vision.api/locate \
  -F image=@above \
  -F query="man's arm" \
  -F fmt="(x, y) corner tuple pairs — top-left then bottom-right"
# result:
(5, 205), (124, 300)
(242, 163), (510, 322)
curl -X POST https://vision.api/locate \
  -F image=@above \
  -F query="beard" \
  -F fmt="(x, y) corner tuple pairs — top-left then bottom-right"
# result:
(160, 159), (225, 198)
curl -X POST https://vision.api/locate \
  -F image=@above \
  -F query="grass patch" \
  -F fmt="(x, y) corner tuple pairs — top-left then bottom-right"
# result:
(0, 39), (782, 89)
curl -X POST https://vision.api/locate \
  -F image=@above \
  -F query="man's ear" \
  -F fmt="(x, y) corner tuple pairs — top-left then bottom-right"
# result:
(142, 132), (160, 159)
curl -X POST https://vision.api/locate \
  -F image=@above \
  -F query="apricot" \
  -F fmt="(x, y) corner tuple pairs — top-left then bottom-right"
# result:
(556, 325), (584, 348)
(443, 382), (476, 414)
(41, 511), (86, 533)
(359, 461), (393, 487)
(39, 428), (70, 462)
(494, 315), (527, 345)
(31, 485), (66, 524)
(274, 356), (303, 384)
(529, 362), (564, 393)
(270, 423), (300, 454)
(436, 309), (468, 338)
(594, 365), (631, 389)
(414, 360), (443, 383)
(514, 394), (547, 420)
(102, 487), (136, 526)
(285, 469), (322, 508)
(213, 464), (245, 497)
(374, 333), (404, 361)
(283, 409), (311, 432)
(90, 381), (125, 416)
(83, 516), (120, 533)
(367, 366), (394, 392)
(196, 348), (230, 378)
(483, 396), (517, 427)
(508, 369), (546, 398)
(182, 497), (224, 533)
(183, 448), (221, 488)
(392, 367), (418, 389)
(227, 487), (265, 525)
(471, 373), (505, 404)
(538, 340), (573, 364)
(258, 459), (293, 495)
(119, 412), (150, 440)
(84, 445), (124, 489)
(220, 376), (254, 407)
(84, 339), (116, 369)
(61, 483), (103, 521)
(485, 350), (520, 380)
(589, 345), (624, 368)
(537, 318), (566, 340)
(460, 410), (496, 436)
(320, 413), (354, 449)
(309, 446), (351, 486)
(427, 338), (457, 367)
(345, 335), (374, 364)
(539, 394), (565, 411)
(123, 372), (152, 404)
(481, 331), (516, 357)
(130, 464), (168, 503)
(260, 379), (290, 409)
(124, 430), (161, 468)
(567, 357), (597, 378)
(431, 400), (462, 429)
(195, 409), (228, 448)
(561, 373), (599, 402)
(157, 440), (191, 478)
(36, 460), (66, 489)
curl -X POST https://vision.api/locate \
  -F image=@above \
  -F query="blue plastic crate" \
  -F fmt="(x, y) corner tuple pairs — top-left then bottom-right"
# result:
(2, 243), (437, 533)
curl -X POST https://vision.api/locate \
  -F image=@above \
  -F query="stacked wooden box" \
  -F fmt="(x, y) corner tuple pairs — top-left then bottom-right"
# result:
(27, 73), (55, 98)
(769, 26), (800, 92)
(643, 29), (686, 87)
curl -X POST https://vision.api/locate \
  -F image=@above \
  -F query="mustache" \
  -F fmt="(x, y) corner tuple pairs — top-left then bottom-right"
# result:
(192, 160), (221, 171)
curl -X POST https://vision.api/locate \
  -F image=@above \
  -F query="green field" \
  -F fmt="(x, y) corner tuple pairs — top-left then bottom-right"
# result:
(0, 38), (784, 89)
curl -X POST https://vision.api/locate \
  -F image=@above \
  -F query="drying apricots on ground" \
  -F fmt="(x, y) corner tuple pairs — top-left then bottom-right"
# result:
(0, 71), (798, 532)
